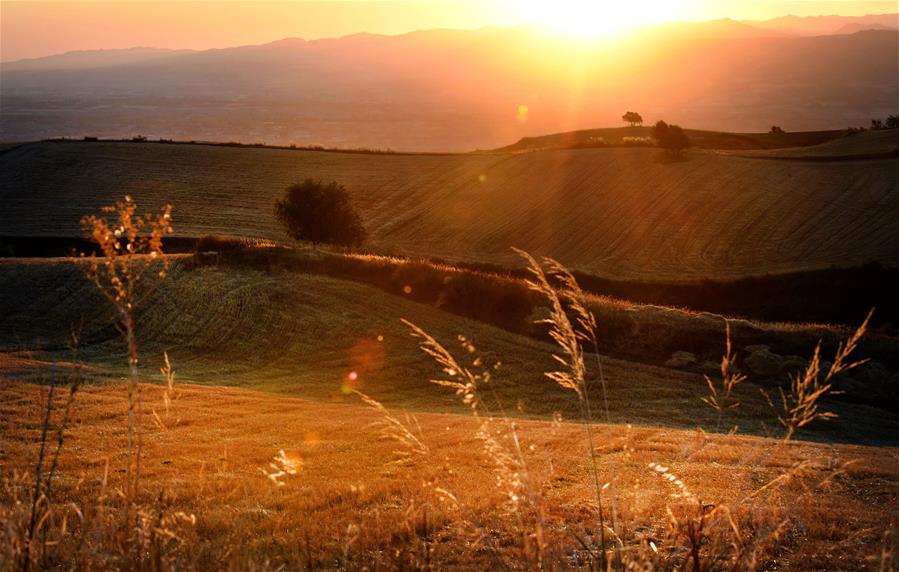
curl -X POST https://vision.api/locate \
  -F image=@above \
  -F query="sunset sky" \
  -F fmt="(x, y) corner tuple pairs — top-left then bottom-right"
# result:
(1, 1), (896, 61)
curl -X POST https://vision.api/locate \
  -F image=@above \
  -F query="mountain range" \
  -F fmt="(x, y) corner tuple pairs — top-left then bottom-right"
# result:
(1, 15), (897, 151)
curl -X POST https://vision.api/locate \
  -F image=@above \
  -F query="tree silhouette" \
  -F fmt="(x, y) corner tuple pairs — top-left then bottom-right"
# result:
(274, 179), (366, 248)
(622, 111), (643, 127)
(651, 120), (691, 157)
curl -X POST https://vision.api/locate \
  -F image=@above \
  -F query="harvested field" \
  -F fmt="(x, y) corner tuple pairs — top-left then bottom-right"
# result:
(2, 136), (898, 280)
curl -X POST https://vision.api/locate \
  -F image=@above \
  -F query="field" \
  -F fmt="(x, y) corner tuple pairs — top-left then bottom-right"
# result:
(2, 128), (899, 570)
(1, 249), (898, 568)
(2, 132), (899, 281)
(3, 381), (897, 569)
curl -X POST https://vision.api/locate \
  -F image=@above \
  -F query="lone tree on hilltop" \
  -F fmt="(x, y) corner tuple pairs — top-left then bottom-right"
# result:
(622, 111), (643, 127)
(274, 179), (366, 248)
(651, 120), (691, 158)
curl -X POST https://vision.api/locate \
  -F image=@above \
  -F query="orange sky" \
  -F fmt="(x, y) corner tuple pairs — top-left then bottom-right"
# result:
(1, 1), (896, 62)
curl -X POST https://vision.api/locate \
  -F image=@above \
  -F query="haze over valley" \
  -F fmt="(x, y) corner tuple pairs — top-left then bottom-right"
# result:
(2, 14), (897, 150)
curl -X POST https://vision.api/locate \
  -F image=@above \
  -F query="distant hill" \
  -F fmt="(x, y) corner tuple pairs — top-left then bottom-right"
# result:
(1, 22), (896, 151)
(745, 13), (898, 36)
(1, 133), (897, 281)
(0, 47), (193, 72)
(835, 22), (898, 35)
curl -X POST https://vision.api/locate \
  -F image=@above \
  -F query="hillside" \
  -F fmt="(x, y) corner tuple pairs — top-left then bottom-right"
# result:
(740, 128), (899, 158)
(2, 25), (896, 150)
(2, 137), (898, 281)
(2, 256), (897, 443)
(0, 257), (752, 429)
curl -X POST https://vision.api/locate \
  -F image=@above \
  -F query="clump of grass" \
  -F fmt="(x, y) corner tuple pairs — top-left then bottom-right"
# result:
(766, 309), (871, 440)
(514, 247), (621, 567)
(354, 389), (429, 461)
(702, 321), (747, 430)
(403, 317), (551, 568)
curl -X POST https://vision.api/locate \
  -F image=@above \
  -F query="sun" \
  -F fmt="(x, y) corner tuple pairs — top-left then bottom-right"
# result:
(518, 0), (680, 39)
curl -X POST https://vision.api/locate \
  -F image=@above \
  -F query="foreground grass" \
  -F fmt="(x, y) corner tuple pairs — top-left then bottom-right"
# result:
(2, 381), (897, 569)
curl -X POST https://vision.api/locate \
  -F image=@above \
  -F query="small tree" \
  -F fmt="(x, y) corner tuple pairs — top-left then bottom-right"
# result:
(622, 111), (643, 127)
(885, 115), (899, 129)
(652, 120), (691, 157)
(770, 125), (785, 134)
(274, 179), (366, 248)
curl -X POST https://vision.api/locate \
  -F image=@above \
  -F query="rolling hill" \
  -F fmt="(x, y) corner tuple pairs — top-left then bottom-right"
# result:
(0, 256), (754, 429)
(496, 126), (850, 152)
(3, 256), (897, 443)
(2, 134), (898, 281)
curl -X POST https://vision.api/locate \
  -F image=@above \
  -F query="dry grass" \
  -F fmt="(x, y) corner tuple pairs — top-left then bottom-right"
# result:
(1, 381), (896, 569)
(2, 141), (898, 280)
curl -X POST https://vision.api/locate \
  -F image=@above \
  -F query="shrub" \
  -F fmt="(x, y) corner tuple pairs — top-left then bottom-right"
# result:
(274, 179), (367, 248)
(437, 271), (534, 331)
(652, 120), (691, 157)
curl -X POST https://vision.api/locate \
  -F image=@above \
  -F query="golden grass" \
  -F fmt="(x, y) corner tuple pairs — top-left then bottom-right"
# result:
(2, 381), (896, 569)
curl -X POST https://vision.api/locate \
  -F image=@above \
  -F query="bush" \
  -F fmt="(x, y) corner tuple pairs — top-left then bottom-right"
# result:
(274, 179), (367, 248)
(437, 271), (534, 331)
(652, 120), (691, 157)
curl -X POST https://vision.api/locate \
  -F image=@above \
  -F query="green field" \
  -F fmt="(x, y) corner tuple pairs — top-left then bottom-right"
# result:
(2, 133), (898, 281)
(2, 256), (896, 444)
